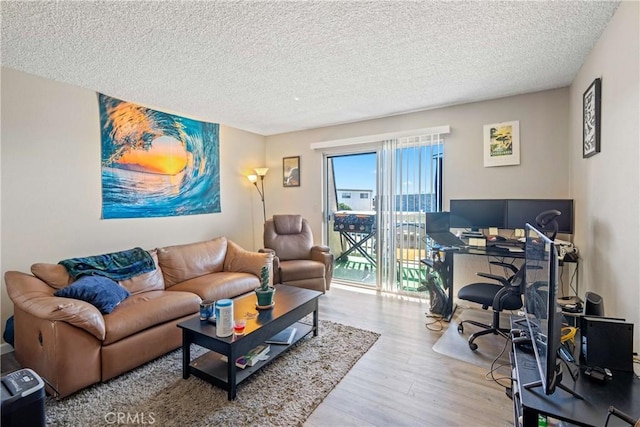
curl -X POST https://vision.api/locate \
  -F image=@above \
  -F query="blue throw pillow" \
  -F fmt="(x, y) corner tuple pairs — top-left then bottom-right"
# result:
(54, 275), (130, 314)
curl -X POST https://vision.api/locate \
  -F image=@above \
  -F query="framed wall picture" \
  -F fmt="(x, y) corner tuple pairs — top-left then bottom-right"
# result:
(483, 120), (520, 167)
(283, 156), (300, 187)
(583, 78), (601, 158)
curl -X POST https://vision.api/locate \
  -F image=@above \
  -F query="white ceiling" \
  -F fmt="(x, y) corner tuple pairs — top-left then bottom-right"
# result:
(1, 1), (620, 136)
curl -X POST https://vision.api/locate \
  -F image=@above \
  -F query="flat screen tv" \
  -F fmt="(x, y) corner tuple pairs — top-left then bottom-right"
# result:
(449, 199), (506, 230)
(522, 223), (563, 395)
(506, 199), (574, 234)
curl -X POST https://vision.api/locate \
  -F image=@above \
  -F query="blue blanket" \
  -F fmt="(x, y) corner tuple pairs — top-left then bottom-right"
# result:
(59, 247), (155, 281)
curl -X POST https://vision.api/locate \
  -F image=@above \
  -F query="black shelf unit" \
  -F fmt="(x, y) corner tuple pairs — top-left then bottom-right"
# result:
(187, 321), (313, 389)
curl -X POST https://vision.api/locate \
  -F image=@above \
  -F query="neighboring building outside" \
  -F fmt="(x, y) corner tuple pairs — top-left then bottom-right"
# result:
(336, 189), (437, 213)
(336, 189), (373, 211)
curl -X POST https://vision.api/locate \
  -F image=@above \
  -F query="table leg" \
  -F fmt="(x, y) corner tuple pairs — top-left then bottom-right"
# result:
(442, 251), (456, 321)
(313, 302), (319, 337)
(335, 231), (376, 266)
(182, 332), (190, 380)
(227, 349), (237, 400)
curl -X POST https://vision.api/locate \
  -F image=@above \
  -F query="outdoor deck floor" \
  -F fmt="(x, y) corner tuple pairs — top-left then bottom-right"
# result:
(333, 253), (431, 293)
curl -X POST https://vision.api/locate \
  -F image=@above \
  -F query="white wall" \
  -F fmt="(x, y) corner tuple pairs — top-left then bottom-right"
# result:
(265, 88), (570, 236)
(265, 88), (571, 292)
(0, 68), (267, 343)
(569, 1), (639, 349)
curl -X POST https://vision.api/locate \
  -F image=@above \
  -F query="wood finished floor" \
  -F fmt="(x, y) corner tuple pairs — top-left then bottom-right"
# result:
(305, 284), (514, 427)
(0, 284), (514, 426)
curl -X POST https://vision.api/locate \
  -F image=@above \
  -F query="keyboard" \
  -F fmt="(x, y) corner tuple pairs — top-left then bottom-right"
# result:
(494, 245), (524, 253)
(429, 232), (466, 248)
(487, 238), (524, 247)
(461, 232), (484, 239)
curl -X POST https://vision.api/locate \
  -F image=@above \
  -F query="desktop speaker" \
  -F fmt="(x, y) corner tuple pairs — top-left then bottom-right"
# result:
(584, 291), (605, 316)
(580, 316), (634, 372)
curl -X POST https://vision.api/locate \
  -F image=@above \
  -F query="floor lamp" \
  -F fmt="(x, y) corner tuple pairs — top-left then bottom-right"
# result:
(247, 168), (268, 222)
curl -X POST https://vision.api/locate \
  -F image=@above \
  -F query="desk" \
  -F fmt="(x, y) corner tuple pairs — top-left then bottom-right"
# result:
(421, 244), (579, 323)
(421, 245), (525, 321)
(511, 318), (640, 426)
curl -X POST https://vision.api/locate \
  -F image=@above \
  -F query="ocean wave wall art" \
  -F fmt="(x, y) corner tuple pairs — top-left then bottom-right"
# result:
(99, 93), (220, 219)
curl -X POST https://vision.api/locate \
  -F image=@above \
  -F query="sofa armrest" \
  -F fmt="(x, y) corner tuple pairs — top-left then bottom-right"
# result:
(311, 246), (334, 290)
(5, 271), (106, 341)
(224, 240), (274, 280)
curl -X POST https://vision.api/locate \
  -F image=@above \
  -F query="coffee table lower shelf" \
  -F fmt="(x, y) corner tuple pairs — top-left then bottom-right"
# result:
(187, 321), (313, 395)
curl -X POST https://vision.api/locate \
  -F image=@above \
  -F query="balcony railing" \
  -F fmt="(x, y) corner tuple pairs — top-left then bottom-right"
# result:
(330, 214), (430, 292)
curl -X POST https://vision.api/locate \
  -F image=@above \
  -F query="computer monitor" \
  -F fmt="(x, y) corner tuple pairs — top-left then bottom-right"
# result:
(523, 223), (563, 395)
(449, 199), (506, 231)
(425, 212), (450, 233)
(506, 199), (574, 234)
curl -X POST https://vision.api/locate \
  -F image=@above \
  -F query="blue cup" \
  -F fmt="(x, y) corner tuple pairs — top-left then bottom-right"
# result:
(199, 300), (215, 320)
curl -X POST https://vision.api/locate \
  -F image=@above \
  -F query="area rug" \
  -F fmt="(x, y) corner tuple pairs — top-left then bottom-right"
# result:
(433, 308), (511, 369)
(46, 320), (379, 427)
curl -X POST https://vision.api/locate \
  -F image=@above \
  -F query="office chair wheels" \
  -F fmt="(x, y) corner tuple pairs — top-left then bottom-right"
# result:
(458, 323), (478, 351)
(458, 322), (479, 351)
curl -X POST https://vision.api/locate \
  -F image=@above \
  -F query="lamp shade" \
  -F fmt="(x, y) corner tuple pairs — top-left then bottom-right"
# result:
(247, 174), (258, 183)
(254, 168), (269, 177)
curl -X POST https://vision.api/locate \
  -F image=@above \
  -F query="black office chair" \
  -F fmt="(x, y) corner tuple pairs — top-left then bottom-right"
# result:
(457, 262), (525, 351)
(457, 210), (562, 351)
(535, 209), (561, 241)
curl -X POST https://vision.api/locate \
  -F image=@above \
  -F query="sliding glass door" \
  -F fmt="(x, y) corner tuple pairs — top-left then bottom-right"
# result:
(327, 152), (378, 287)
(324, 133), (444, 294)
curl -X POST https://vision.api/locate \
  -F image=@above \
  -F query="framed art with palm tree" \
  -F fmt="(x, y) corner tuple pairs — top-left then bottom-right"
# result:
(483, 120), (520, 167)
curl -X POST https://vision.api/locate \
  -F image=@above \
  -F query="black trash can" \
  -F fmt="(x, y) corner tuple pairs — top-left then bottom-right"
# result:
(1, 368), (46, 427)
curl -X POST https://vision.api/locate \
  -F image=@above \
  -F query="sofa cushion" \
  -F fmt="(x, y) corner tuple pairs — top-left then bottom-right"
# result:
(31, 263), (73, 289)
(103, 290), (200, 345)
(157, 237), (228, 288)
(118, 250), (165, 295)
(54, 276), (130, 314)
(224, 240), (273, 278)
(168, 272), (258, 301)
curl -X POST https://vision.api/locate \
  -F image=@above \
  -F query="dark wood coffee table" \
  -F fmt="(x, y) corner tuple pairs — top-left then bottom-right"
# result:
(177, 284), (321, 400)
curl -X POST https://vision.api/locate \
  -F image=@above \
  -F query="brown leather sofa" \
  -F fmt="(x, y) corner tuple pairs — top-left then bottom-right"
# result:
(263, 215), (333, 293)
(5, 236), (272, 398)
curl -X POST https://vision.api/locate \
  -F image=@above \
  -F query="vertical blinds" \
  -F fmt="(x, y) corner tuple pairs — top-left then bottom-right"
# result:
(378, 133), (444, 293)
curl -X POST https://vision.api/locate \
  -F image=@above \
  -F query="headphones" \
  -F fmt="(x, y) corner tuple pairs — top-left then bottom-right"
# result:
(535, 209), (561, 241)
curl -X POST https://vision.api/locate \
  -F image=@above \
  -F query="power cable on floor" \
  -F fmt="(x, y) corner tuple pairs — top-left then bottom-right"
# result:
(425, 312), (444, 331)
(485, 334), (513, 389)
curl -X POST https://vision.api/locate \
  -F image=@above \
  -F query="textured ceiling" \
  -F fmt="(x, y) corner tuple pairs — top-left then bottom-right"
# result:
(1, 1), (620, 136)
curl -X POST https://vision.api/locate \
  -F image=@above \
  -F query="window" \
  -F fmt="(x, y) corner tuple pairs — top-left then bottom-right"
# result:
(342, 193), (351, 199)
(360, 193), (369, 199)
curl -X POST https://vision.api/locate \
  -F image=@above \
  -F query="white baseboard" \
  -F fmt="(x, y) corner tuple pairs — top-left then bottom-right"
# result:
(1, 343), (14, 355)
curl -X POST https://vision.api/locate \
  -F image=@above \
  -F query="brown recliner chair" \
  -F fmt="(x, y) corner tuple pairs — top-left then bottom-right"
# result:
(263, 215), (333, 293)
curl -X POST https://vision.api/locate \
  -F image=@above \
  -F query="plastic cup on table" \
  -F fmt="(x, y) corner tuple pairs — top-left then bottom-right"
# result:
(233, 318), (246, 335)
